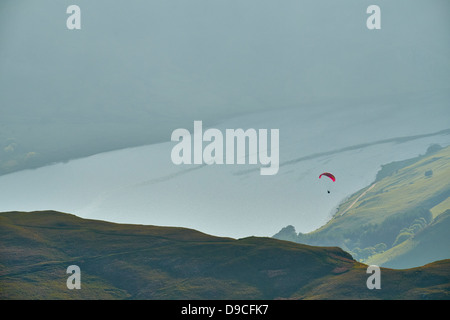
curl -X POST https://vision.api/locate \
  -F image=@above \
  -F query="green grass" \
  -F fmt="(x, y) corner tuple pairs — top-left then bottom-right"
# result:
(2, 210), (449, 299)
(0, 211), (355, 299)
(430, 197), (450, 219)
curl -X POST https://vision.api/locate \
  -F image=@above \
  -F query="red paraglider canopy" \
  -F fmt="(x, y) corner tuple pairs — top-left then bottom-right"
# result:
(319, 172), (336, 182)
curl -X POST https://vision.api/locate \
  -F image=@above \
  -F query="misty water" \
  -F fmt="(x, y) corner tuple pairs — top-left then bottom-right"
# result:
(1, 102), (449, 239)
(1, 1), (450, 238)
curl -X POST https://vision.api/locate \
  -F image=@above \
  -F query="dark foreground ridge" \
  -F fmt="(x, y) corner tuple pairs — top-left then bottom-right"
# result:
(1, 210), (449, 299)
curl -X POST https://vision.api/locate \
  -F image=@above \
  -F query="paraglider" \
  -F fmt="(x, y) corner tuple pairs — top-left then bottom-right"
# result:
(319, 172), (335, 194)
(319, 172), (336, 182)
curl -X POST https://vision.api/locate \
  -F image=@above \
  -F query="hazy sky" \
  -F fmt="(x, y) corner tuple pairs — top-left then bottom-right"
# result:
(1, 0), (449, 123)
(0, 0), (449, 172)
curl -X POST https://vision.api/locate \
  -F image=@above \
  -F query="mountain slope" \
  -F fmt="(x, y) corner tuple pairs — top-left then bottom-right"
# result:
(274, 145), (450, 269)
(366, 210), (450, 269)
(0, 210), (355, 299)
(1, 210), (449, 299)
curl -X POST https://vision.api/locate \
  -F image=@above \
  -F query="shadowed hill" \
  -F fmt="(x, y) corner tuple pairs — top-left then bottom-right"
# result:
(1, 210), (449, 299)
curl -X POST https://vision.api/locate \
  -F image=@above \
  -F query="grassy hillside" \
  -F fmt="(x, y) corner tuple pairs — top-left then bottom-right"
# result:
(293, 259), (450, 300)
(1, 210), (448, 299)
(0, 210), (355, 299)
(366, 210), (450, 269)
(274, 144), (450, 269)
